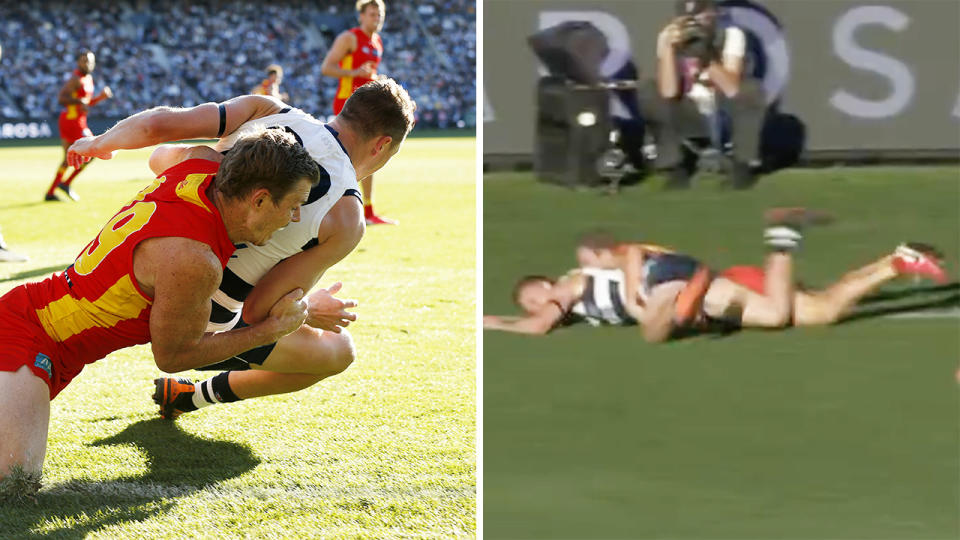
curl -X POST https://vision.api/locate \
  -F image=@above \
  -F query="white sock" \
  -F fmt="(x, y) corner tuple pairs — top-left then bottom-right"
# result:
(191, 378), (219, 409)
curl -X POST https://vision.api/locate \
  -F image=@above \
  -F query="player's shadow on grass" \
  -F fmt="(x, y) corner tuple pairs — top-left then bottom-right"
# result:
(841, 282), (959, 324)
(0, 264), (69, 283)
(0, 418), (260, 540)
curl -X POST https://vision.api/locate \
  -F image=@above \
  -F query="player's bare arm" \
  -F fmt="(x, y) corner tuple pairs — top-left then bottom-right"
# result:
(138, 237), (306, 373)
(483, 275), (580, 335)
(322, 31), (375, 79)
(618, 244), (676, 343)
(242, 197), (365, 327)
(88, 85), (113, 106)
(67, 95), (286, 167)
(482, 307), (564, 335)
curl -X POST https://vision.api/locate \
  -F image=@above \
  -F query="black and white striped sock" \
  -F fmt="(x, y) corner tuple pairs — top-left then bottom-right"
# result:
(191, 372), (241, 409)
(764, 226), (802, 252)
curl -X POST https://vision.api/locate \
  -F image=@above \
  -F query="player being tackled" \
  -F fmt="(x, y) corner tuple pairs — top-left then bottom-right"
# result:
(484, 208), (950, 340)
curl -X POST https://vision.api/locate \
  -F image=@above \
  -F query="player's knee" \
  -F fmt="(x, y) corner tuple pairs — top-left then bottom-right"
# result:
(328, 329), (356, 375)
(304, 329), (355, 377)
(0, 459), (42, 501)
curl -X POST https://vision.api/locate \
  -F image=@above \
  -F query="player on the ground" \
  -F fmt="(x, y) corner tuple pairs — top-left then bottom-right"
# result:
(67, 78), (416, 419)
(484, 209), (949, 340)
(44, 50), (113, 202)
(321, 0), (396, 225)
(251, 64), (289, 101)
(0, 129), (319, 492)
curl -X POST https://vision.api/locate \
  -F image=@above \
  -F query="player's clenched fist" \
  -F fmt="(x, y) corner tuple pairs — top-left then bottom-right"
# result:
(67, 136), (117, 168)
(267, 288), (309, 339)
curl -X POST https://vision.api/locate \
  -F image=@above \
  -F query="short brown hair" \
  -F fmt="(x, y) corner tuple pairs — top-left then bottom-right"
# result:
(338, 78), (416, 146)
(356, 0), (384, 13)
(216, 128), (319, 202)
(512, 275), (555, 307)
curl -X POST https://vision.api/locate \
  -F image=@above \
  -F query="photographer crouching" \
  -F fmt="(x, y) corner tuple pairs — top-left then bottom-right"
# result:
(641, 0), (766, 189)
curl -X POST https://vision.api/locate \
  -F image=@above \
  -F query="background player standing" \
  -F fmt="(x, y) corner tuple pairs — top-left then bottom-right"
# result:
(44, 50), (112, 202)
(250, 64), (289, 101)
(0, 43), (27, 262)
(322, 0), (395, 225)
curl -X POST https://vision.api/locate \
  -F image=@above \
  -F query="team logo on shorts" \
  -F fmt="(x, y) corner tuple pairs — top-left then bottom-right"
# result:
(34, 353), (53, 379)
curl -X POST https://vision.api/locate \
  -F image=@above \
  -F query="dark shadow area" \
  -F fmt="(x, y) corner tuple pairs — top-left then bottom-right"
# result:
(0, 264), (69, 283)
(857, 281), (959, 304)
(0, 418), (260, 539)
(0, 201), (52, 211)
(841, 292), (959, 324)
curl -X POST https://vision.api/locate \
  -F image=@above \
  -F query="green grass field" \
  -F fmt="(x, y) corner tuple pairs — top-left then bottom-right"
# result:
(483, 168), (960, 539)
(0, 138), (476, 538)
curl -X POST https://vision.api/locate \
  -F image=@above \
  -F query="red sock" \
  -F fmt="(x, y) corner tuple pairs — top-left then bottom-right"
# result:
(364, 204), (374, 219)
(63, 169), (80, 186)
(46, 165), (67, 196)
(63, 162), (87, 186)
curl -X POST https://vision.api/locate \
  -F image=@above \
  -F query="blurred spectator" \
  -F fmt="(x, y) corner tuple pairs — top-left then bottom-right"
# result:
(0, 0), (475, 130)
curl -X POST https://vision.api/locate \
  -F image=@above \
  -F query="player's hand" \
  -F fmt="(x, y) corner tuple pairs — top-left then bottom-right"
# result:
(482, 315), (504, 329)
(354, 61), (376, 78)
(267, 288), (308, 338)
(100, 86), (113, 99)
(67, 136), (117, 168)
(304, 282), (358, 332)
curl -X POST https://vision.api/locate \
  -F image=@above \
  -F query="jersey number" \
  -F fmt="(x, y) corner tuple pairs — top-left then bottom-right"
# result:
(72, 173), (205, 275)
(74, 202), (158, 275)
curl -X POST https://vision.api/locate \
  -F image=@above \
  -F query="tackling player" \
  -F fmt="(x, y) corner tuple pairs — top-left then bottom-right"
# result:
(44, 50), (113, 202)
(321, 0), (395, 225)
(67, 78), (416, 420)
(0, 129), (318, 492)
(484, 209), (949, 340)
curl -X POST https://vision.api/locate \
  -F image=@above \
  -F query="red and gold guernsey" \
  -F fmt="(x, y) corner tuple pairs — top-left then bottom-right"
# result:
(1, 159), (235, 398)
(333, 27), (383, 114)
(64, 69), (94, 121)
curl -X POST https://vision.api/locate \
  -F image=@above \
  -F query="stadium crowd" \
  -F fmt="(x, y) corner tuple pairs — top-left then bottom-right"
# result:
(0, 0), (475, 129)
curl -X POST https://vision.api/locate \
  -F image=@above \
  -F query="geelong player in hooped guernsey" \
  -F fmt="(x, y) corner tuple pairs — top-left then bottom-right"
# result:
(66, 79), (416, 421)
(0, 130), (320, 491)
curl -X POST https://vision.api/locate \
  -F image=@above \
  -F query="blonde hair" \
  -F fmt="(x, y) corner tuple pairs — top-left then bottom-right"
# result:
(355, 0), (384, 13)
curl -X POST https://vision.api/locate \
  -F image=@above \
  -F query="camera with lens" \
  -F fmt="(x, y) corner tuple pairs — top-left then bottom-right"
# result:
(676, 16), (714, 61)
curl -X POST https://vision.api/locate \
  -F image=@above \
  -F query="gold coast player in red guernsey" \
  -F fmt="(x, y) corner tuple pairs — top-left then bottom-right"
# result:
(0, 130), (318, 493)
(45, 50), (113, 202)
(322, 0), (395, 225)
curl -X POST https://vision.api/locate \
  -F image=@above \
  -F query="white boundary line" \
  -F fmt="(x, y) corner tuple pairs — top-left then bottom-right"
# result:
(883, 307), (960, 319)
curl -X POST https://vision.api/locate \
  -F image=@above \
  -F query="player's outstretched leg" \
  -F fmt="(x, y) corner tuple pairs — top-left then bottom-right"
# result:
(58, 160), (91, 201)
(152, 326), (356, 419)
(794, 242), (949, 325)
(0, 366), (50, 500)
(45, 162), (69, 202)
(705, 208), (831, 328)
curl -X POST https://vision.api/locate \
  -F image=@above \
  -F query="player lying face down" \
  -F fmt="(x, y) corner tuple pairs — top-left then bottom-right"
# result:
(485, 209), (949, 342)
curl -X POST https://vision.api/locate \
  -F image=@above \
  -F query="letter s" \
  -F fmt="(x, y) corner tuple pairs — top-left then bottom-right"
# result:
(829, 6), (914, 119)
